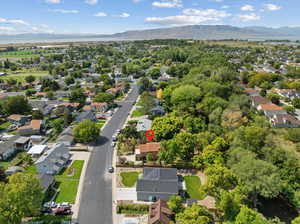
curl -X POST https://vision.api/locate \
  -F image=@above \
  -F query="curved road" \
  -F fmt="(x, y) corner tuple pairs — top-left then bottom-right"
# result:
(77, 84), (139, 224)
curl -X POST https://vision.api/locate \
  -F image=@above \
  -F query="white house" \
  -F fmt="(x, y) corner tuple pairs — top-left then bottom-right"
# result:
(35, 143), (70, 175)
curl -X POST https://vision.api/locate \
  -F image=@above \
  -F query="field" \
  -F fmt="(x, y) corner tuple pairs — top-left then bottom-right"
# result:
(0, 49), (55, 59)
(0, 70), (49, 82)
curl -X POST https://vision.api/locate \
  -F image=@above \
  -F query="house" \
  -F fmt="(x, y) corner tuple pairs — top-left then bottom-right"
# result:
(243, 88), (260, 97)
(150, 106), (165, 116)
(135, 142), (161, 160)
(106, 87), (121, 96)
(7, 114), (30, 126)
(5, 166), (24, 175)
(257, 104), (287, 116)
(14, 137), (31, 151)
(269, 114), (300, 128)
(90, 102), (108, 113)
(0, 135), (20, 161)
(35, 143), (70, 175)
(276, 89), (300, 100)
(27, 145), (48, 158)
(76, 111), (96, 123)
(37, 174), (55, 193)
(57, 126), (74, 146)
(18, 120), (43, 136)
(58, 102), (80, 111)
(250, 96), (272, 109)
(136, 118), (152, 132)
(136, 167), (179, 202)
(148, 200), (173, 224)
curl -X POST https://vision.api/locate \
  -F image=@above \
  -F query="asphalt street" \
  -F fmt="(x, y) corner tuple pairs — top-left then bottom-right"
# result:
(77, 84), (139, 224)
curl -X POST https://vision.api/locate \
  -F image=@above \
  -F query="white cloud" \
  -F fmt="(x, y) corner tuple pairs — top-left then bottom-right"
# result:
(132, 0), (142, 2)
(146, 8), (231, 26)
(116, 13), (130, 18)
(85, 0), (98, 5)
(49, 9), (79, 14)
(94, 12), (107, 17)
(264, 3), (281, 11)
(0, 18), (30, 26)
(241, 4), (254, 11)
(152, 0), (182, 8)
(221, 5), (230, 9)
(45, 0), (61, 4)
(238, 13), (260, 21)
(213, 0), (223, 2)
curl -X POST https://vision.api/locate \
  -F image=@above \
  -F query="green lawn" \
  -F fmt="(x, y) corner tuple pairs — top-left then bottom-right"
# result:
(95, 120), (106, 129)
(0, 162), (10, 170)
(131, 109), (144, 118)
(24, 165), (37, 174)
(184, 176), (205, 200)
(120, 171), (140, 187)
(0, 71), (49, 83)
(0, 121), (11, 131)
(54, 160), (84, 203)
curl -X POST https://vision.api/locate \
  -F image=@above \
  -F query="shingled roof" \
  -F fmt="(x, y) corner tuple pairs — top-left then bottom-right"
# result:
(148, 200), (173, 224)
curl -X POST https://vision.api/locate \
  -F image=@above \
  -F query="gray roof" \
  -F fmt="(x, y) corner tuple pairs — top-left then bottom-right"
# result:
(15, 137), (30, 144)
(38, 174), (54, 192)
(136, 168), (178, 194)
(0, 135), (19, 155)
(76, 111), (96, 122)
(35, 143), (68, 164)
(57, 126), (74, 144)
(136, 118), (152, 132)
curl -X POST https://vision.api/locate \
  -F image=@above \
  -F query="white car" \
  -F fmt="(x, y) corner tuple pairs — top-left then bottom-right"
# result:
(111, 142), (116, 147)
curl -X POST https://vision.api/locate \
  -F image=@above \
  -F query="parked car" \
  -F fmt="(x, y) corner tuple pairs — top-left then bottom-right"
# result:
(53, 207), (72, 215)
(43, 201), (57, 209)
(108, 167), (114, 173)
(111, 142), (116, 147)
(58, 202), (71, 209)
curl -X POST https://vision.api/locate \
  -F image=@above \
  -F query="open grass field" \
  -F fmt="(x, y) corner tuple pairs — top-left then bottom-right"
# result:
(120, 171), (140, 187)
(55, 160), (84, 203)
(0, 70), (49, 82)
(184, 175), (205, 200)
(0, 49), (55, 58)
(0, 121), (12, 131)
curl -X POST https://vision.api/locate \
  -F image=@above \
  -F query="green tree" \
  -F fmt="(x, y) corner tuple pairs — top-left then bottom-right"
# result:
(292, 216), (300, 224)
(216, 190), (242, 221)
(152, 115), (182, 141)
(25, 75), (35, 84)
(167, 195), (184, 213)
(94, 92), (114, 103)
(173, 132), (197, 161)
(69, 88), (86, 104)
(73, 120), (100, 143)
(171, 85), (202, 113)
(2, 96), (31, 115)
(232, 155), (282, 208)
(0, 173), (43, 224)
(146, 152), (153, 162)
(183, 116), (206, 133)
(139, 92), (156, 115)
(235, 206), (268, 224)
(292, 98), (300, 109)
(266, 92), (280, 105)
(175, 204), (214, 224)
(147, 67), (161, 79)
(32, 110), (44, 120)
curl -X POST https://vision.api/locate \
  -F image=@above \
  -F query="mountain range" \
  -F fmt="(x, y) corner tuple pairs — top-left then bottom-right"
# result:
(0, 25), (300, 44)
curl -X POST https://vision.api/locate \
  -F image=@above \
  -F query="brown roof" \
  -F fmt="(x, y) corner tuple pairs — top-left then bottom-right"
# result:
(272, 114), (300, 125)
(8, 114), (23, 121)
(136, 142), (161, 153)
(59, 102), (80, 107)
(82, 105), (92, 111)
(259, 103), (284, 111)
(244, 88), (259, 94)
(18, 120), (42, 130)
(197, 196), (216, 210)
(250, 96), (271, 106)
(91, 102), (107, 107)
(148, 200), (173, 224)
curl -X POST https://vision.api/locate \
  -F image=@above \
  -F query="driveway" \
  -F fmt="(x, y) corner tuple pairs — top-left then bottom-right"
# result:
(77, 84), (139, 224)
(116, 188), (137, 201)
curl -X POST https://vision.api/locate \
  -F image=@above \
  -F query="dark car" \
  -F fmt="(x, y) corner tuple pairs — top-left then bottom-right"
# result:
(108, 167), (114, 173)
(53, 207), (72, 215)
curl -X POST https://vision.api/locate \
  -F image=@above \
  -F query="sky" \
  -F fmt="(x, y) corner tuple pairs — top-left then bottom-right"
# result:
(0, 0), (299, 35)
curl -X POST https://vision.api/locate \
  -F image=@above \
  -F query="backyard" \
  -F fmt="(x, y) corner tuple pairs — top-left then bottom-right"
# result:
(120, 171), (140, 187)
(55, 160), (84, 203)
(184, 175), (205, 200)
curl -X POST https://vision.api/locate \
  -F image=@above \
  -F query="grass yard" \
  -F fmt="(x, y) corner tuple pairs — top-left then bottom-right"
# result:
(0, 121), (11, 131)
(0, 71), (49, 83)
(95, 120), (106, 129)
(184, 176), (205, 200)
(54, 160), (84, 203)
(131, 109), (144, 118)
(24, 165), (37, 174)
(120, 171), (140, 187)
(0, 161), (10, 169)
